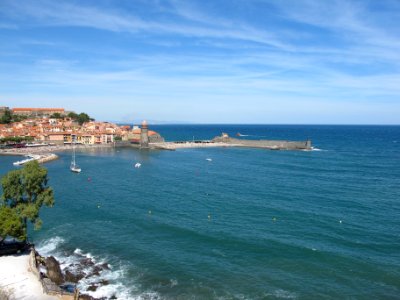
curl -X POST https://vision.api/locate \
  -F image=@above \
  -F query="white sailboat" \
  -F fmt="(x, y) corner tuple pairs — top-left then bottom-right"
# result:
(70, 142), (81, 173)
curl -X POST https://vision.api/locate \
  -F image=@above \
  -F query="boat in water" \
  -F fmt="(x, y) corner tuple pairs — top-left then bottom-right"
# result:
(70, 143), (81, 173)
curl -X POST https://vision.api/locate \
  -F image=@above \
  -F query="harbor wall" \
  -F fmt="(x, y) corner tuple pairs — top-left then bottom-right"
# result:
(212, 136), (311, 150)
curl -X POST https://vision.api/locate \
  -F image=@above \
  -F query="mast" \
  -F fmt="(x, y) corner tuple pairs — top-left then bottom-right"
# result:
(72, 138), (76, 166)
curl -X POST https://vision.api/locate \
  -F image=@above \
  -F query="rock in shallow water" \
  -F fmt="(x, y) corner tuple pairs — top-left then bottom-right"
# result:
(64, 269), (85, 283)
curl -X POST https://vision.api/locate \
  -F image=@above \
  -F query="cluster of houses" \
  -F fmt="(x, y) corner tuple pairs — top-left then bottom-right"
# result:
(0, 107), (164, 145)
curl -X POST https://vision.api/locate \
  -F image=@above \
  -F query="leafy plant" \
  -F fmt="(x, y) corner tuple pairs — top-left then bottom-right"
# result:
(0, 161), (54, 242)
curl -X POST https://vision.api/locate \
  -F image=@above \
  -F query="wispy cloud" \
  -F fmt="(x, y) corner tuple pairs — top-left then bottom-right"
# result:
(0, 0), (399, 123)
(0, 0), (290, 49)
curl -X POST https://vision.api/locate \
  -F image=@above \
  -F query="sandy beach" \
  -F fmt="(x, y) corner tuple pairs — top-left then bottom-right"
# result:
(0, 254), (57, 300)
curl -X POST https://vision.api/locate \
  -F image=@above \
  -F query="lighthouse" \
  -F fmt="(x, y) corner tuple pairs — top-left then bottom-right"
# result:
(140, 120), (149, 148)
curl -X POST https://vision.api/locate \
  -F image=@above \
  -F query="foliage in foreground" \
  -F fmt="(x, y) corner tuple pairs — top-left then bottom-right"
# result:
(0, 161), (54, 243)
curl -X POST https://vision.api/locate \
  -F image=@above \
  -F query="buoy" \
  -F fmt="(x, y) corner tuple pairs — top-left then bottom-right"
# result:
(272, 217), (277, 222)
(339, 220), (342, 224)
(88, 177), (91, 181)
(97, 205), (100, 208)
(206, 158), (212, 162)
(149, 210), (152, 214)
(208, 214), (211, 220)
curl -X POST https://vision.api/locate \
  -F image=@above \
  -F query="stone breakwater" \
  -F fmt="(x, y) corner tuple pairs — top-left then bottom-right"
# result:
(151, 141), (238, 150)
(151, 135), (312, 151)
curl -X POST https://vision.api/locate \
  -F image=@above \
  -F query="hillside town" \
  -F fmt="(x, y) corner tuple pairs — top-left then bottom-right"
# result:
(0, 107), (164, 146)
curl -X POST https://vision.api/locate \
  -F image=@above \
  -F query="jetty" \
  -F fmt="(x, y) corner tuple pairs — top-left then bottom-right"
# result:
(150, 133), (311, 151)
(12, 153), (58, 166)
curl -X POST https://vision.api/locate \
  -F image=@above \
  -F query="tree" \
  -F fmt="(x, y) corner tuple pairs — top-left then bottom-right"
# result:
(0, 161), (54, 243)
(67, 112), (78, 119)
(77, 112), (90, 125)
(0, 206), (25, 241)
(50, 113), (63, 119)
(12, 115), (28, 122)
(0, 110), (12, 124)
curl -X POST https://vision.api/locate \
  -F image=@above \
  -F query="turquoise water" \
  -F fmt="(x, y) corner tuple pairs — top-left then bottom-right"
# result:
(1, 125), (399, 299)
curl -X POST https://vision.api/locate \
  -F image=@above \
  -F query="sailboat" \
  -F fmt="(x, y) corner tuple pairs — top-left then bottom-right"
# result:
(70, 142), (81, 173)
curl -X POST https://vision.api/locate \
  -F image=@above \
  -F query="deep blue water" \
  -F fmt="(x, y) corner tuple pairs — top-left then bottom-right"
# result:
(1, 125), (399, 299)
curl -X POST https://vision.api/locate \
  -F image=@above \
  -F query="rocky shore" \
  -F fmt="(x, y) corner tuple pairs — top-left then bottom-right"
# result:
(32, 248), (116, 300)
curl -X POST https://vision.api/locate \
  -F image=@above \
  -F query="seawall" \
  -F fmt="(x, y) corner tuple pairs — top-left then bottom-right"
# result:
(212, 136), (312, 150)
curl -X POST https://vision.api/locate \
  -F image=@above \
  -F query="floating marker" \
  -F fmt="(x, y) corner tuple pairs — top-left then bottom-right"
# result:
(149, 210), (152, 214)
(339, 220), (342, 224)
(97, 205), (100, 208)
(272, 217), (277, 222)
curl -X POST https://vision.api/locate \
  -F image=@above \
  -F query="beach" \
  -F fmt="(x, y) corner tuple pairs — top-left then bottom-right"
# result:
(0, 254), (57, 300)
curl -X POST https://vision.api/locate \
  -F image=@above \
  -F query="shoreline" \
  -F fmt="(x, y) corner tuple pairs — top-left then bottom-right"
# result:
(0, 144), (115, 165)
(0, 143), (114, 156)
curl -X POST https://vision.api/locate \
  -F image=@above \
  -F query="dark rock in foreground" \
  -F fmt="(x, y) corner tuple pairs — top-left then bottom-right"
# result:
(45, 256), (64, 285)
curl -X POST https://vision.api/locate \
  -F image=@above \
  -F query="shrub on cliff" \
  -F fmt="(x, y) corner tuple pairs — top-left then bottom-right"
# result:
(0, 161), (54, 243)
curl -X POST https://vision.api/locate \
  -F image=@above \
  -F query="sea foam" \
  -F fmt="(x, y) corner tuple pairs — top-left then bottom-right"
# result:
(36, 236), (161, 300)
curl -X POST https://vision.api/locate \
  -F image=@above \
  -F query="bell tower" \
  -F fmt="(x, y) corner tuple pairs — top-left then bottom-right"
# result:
(140, 120), (149, 148)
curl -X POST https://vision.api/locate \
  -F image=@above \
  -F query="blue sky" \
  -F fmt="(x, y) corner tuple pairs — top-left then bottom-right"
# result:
(0, 0), (399, 124)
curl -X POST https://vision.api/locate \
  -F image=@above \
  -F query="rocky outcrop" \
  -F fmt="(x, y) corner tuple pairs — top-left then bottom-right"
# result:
(45, 256), (64, 285)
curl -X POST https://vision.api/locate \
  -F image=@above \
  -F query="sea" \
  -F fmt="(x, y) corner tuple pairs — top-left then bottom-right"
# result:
(0, 125), (399, 300)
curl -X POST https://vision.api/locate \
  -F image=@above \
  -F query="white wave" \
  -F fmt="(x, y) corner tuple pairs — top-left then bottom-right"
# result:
(134, 292), (163, 300)
(170, 279), (178, 287)
(74, 248), (83, 256)
(35, 236), (163, 300)
(311, 147), (327, 151)
(36, 236), (65, 256)
(271, 289), (297, 299)
(84, 282), (134, 300)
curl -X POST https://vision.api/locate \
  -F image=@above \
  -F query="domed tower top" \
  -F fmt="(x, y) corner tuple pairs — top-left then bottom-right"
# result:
(141, 120), (148, 129)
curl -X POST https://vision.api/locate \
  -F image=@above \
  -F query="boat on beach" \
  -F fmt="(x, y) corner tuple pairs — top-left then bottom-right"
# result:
(26, 143), (49, 147)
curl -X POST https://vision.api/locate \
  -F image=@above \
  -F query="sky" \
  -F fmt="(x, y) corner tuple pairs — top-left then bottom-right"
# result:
(0, 0), (399, 124)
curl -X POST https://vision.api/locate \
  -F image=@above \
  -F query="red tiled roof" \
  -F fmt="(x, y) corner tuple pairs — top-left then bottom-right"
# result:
(131, 129), (158, 136)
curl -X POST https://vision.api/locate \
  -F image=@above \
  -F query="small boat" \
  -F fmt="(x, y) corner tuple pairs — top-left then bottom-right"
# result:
(70, 143), (81, 173)
(134, 163), (141, 168)
(26, 143), (49, 147)
(206, 158), (212, 162)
